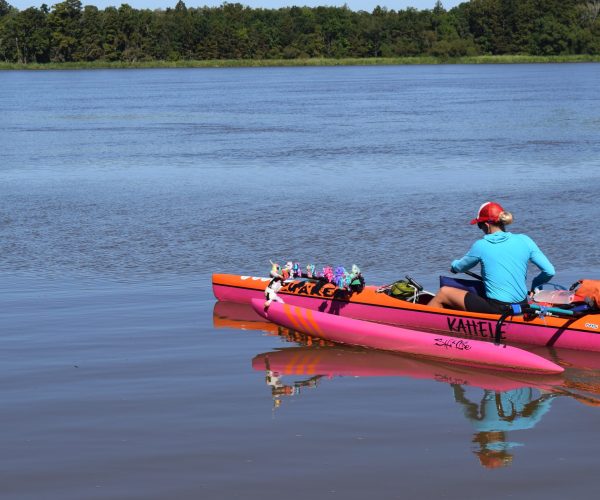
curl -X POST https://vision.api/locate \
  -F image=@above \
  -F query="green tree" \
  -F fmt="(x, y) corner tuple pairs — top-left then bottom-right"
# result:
(77, 5), (103, 60)
(0, 0), (13, 18)
(0, 1), (598, 64)
(579, 0), (600, 26)
(15, 7), (50, 63)
(116, 4), (146, 61)
(0, 6), (51, 63)
(48, 0), (82, 61)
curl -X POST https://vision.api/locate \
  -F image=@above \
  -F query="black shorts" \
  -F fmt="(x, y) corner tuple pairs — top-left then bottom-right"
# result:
(464, 292), (525, 314)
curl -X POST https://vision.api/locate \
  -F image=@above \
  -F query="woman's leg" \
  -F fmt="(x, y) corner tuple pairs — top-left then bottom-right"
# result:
(428, 286), (468, 310)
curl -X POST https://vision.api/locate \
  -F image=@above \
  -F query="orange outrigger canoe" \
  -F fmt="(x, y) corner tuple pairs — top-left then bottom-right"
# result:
(212, 273), (600, 352)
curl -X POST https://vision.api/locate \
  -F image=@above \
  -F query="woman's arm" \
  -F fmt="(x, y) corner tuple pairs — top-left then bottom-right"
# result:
(451, 243), (481, 273)
(527, 237), (555, 290)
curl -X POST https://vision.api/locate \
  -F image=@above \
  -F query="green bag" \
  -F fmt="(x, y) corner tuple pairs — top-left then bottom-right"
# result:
(389, 280), (416, 300)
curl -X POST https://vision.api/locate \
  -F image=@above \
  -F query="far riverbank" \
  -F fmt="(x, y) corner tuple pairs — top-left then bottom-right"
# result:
(2, 54), (600, 70)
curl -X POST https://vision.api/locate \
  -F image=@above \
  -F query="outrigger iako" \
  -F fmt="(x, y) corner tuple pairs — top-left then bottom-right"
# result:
(212, 273), (600, 352)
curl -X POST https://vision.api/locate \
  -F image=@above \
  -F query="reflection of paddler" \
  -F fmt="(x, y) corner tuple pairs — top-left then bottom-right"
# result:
(452, 384), (557, 468)
(472, 431), (514, 468)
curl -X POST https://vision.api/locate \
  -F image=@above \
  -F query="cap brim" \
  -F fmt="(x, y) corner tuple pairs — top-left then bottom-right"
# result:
(470, 218), (479, 225)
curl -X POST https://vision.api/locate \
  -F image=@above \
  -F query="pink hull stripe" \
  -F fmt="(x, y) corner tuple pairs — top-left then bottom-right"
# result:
(251, 299), (563, 375)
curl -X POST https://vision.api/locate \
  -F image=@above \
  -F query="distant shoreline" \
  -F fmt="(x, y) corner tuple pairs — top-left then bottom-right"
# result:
(2, 55), (600, 70)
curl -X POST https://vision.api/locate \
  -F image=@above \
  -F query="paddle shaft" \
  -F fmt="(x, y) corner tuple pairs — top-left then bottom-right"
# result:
(462, 269), (483, 281)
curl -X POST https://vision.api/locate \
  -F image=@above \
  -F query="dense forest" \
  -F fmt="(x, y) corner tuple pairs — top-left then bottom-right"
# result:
(1, 0), (600, 64)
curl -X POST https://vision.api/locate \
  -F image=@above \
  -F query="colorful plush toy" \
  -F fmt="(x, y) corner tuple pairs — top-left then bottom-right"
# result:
(348, 264), (364, 291)
(344, 273), (353, 290)
(334, 266), (346, 289)
(269, 260), (281, 277)
(281, 261), (293, 281)
(265, 260), (285, 308)
(322, 266), (334, 283)
(266, 260), (363, 294)
(292, 262), (301, 278)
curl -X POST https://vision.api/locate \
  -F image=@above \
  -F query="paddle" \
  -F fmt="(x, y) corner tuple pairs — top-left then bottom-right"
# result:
(452, 268), (483, 281)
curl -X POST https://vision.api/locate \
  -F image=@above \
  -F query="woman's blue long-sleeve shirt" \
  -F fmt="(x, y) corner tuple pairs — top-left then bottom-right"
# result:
(451, 232), (555, 303)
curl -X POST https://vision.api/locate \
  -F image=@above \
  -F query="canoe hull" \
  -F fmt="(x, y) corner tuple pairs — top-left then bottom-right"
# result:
(251, 299), (563, 374)
(213, 273), (600, 352)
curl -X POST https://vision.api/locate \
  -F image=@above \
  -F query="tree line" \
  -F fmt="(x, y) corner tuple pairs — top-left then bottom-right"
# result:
(1, 0), (599, 64)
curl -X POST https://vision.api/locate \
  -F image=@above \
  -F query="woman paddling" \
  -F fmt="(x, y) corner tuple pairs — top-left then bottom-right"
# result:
(428, 201), (555, 313)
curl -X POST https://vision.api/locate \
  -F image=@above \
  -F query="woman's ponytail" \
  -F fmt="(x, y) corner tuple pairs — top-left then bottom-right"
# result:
(498, 211), (513, 226)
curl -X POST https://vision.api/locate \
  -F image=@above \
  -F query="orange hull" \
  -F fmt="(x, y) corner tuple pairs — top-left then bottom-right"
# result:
(213, 273), (600, 352)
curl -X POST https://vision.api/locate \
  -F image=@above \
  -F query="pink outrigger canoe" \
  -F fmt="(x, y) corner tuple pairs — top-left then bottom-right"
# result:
(213, 273), (600, 352)
(251, 299), (563, 374)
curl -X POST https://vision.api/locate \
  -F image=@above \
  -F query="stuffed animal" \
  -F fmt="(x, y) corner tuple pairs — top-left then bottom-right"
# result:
(322, 266), (334, 283)
(281, 261), (293, 281)
(306, 264), (316, 278)
(334, 266), (347, 289)
(269, 260), (281, 277)
(292, 262), (301, 278)
(348, 264), (364, 291)
(265, 260), (285, 308)
(344, 272), (353, 290)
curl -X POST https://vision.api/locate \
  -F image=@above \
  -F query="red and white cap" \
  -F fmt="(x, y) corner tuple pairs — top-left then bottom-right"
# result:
(470, 202), (505, 225)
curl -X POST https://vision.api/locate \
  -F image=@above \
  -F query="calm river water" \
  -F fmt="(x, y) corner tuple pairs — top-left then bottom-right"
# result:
(1, 64), (600, 499)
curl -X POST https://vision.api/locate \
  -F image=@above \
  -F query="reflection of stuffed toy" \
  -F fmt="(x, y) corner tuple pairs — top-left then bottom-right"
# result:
(265, 261), (285, 308)
(266, 370), (296, 396)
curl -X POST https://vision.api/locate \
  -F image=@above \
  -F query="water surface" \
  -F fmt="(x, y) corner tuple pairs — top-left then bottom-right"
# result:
(1, 63), (600, 499)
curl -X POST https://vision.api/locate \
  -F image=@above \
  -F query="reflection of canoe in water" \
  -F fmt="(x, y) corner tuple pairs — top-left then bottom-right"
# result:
(251, 299), (563, 375)
(252, 346), (564, 392)
(213, 300), (334, 346)
(214, 301), (600, 406)
(213, 299), (277, 332)
(212, 273), (600, 352)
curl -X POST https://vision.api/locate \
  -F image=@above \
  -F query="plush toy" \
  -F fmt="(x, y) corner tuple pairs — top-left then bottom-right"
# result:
(265, 261), (362, 291)
(265, 260), (285, 308)
(269, 260), (281, 277)
(348, 264), (364, 291)
(281, 261), (293, 281)
(292, 262), (301, 278)
(334, 266), (347, 289)
(344, 272), (353, 290)
(322, 266), (334, 283)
